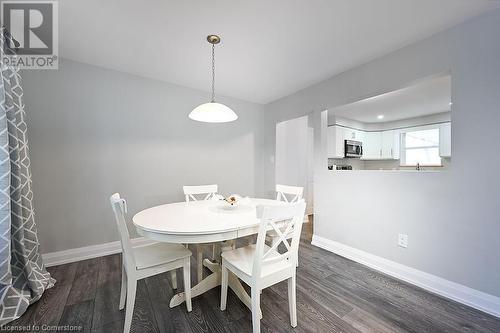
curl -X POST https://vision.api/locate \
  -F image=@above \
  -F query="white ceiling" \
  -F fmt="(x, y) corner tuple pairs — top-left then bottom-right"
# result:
(59, 1), (499, 104)
(330, 75), (451, 124)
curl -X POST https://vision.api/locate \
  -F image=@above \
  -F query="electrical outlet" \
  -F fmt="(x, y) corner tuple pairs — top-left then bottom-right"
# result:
(398, 234), (408, 248)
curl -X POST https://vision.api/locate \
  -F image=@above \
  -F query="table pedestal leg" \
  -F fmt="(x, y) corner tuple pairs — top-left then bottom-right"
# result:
(169, 258), (222, 308)
(170, 251), (262, 318)
(169, 270), (221, 308)
(203, 258), (220, 271)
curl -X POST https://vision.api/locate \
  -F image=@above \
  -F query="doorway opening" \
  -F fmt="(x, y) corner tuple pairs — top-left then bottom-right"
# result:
(275, 115), (314, 232)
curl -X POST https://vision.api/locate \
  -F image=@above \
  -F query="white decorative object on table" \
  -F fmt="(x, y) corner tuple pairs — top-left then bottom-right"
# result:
(209, 194), (252, 213)
(211, 202), (253, 214)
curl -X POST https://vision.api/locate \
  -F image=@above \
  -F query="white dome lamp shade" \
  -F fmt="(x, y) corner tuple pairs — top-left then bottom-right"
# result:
(189, 102), (238, 123)
(189, 35), (238, 123)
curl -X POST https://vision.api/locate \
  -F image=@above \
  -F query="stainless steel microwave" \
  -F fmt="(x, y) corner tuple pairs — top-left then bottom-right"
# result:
(345, 140), (363, 158)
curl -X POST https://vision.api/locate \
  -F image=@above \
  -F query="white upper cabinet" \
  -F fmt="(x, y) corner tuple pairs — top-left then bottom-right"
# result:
(439, 122), (451, 157)
(355, 129), (365, 142)
(362, 132), (382, 159)
(327, 125), (366, 158)
(328, 124), (439, 161)
(381, 130), (400, 159)
(360, 130), (399, 160)
(343, 128), (364, 142)
(327, 125), (344, 158)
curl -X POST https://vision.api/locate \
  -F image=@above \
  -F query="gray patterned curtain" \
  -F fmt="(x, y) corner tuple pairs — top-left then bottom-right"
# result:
(0, 27), (55, 325)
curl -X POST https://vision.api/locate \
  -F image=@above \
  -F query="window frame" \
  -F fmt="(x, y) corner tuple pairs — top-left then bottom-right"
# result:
(400, 126), (442, 167)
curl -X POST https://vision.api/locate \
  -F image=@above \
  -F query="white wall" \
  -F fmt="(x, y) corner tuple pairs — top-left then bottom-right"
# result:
(264, 8), (500, 298)
(275, 115), (314, 212)
(275, 116), (308, 186)
(21, 59), (265, 253)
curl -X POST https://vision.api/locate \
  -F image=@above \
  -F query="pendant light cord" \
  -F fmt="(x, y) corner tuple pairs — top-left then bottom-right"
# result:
(211, 43), (216, 102)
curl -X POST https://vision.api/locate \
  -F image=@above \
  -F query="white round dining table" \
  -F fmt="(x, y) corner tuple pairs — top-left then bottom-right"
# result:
(133, 198), (283, 311)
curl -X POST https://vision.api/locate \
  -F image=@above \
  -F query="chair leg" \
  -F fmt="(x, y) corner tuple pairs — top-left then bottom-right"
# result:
(123, 278), (137, 333)
(287, 274), (297, 328)
(220, 265), (228, 311)
(119, 264), (126, 310)
(211, 244), (216, 260)
(183, 258), (192, 312)
(271, 236), (279, 248)
(251, 287), (261, 333)
(197, 244), (203, 283)
(170, 270), (177, 289)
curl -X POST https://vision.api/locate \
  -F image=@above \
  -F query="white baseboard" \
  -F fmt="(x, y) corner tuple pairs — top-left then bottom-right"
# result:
(42, 237), (156, 267)
(311, 234), (500, 318)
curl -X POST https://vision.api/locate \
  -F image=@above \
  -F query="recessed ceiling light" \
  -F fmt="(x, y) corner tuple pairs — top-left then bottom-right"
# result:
(449, 102), (453, 106)
(377, 115), (384, 120)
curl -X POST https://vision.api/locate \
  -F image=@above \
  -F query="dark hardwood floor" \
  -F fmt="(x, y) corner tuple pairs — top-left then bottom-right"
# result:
(7, 223), (500, 332)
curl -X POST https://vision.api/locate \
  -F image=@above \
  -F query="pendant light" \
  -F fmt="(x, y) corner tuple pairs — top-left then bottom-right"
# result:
(189, 35), (238, 123)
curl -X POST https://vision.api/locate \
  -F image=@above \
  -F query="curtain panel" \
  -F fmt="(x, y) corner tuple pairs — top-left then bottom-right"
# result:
(0, 27), (55, 326)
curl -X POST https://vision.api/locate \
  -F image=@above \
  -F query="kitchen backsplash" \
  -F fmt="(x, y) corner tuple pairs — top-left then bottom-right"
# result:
(329, 157), (451, 171)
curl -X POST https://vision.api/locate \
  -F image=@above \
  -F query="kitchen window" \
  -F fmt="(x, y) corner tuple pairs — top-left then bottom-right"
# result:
(401, 128), (441, 166)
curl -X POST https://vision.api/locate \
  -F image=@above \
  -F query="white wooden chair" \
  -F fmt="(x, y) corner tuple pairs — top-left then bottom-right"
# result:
(183, 184), (218, 202)
(265, 185), (304, 264)
(220, 200), (306, 333)
(183, 184), (218, 282)
(275, 184), (304, 204)
(110, 193), (192, 333)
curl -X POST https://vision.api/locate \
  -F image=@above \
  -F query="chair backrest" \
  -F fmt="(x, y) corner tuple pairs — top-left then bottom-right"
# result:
(253, 200), (306, 277)
(276, 184), (303, 203)
(109, 193), (135, 270)
(183, 184), (218, 202)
